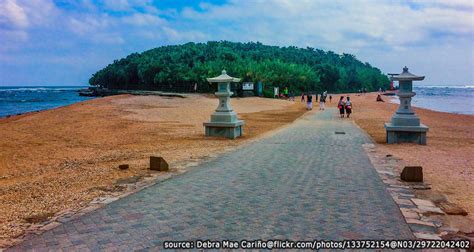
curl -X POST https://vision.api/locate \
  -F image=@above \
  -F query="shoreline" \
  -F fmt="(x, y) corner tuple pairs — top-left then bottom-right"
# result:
(0, 86), (93, 119)
(0, 99), (93, 121)
(2, 92), (471, 121)
(3, 84), (472, 119)
(0, 102), (87, 120)
(387, 96), (474, 116)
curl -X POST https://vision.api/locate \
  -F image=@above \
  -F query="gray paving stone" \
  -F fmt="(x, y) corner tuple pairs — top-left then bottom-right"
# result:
(9, 108), (413, 251)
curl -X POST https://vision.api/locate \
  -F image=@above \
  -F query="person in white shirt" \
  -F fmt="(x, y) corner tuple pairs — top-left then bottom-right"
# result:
(345, 96), (352, 118)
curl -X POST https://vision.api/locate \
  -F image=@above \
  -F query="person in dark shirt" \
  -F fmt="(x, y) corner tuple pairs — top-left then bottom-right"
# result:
(319, 92), (326, 110)
(306, 93), (313, 110)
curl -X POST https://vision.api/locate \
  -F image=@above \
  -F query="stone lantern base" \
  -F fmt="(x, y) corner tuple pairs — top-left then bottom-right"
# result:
(204, 120), (244, 139)
(384, 123), (429, 145)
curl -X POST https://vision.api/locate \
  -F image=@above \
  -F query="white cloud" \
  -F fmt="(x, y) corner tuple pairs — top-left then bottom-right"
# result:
(0, 0), (29, 28)
(1, 0), (473, 85)
(90, 33), (125, 44)
(15, 0), (57, 26)
(412, 0), (474, 10)
(67, 14), (128, 45)
(162, 0), (474, 83)
(69, 15), (111, 35)
(0, 0), (57, 29)
(179, 0), (473, 51)
(122, 13), (166, 26)
(0, 0), (58, 51)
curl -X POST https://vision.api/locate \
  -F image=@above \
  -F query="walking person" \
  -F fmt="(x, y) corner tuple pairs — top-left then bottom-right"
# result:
(315, 93), (318, 103)
(345, 96), (352, 118)
(306, 93), (313, 110)
(301, 92), (305, 102)
(319, 92), (326, 110)
(338, 96), (345, 118)
(329, 95), (332, 103)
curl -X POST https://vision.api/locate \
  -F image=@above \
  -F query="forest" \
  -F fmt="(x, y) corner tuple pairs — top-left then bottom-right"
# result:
(89, 41), (390, 94)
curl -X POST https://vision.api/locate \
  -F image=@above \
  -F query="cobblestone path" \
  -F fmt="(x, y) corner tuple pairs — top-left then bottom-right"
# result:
(11, 108), (413, 251)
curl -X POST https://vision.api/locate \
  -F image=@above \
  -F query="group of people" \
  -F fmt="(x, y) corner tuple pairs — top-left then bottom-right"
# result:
(337, 96), (352, 118)
(299, 91), (354, 117)
(301, 91), (331, 111)
(358, 88), (367, 95)
(278, 87), (296, 101)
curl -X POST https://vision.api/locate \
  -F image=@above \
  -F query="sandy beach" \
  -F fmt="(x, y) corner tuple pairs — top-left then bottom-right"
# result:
(1, 92), (473, 244)
(328, 93), (474, 230)
(0, 94), (306, 241)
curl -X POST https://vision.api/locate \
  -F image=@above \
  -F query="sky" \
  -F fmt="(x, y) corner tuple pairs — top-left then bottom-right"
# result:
(0, 0), (473, 86)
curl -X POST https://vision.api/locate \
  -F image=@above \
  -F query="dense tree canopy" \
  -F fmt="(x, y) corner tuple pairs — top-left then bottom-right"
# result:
(89, 41), (389, 93)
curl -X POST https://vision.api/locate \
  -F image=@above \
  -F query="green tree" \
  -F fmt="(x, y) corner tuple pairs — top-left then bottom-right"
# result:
(89, 41), (389, 93)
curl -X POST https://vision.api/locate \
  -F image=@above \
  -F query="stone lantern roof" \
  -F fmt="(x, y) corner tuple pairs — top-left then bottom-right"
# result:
(207, 70), (241, 83)
(392, 66), (425, 81)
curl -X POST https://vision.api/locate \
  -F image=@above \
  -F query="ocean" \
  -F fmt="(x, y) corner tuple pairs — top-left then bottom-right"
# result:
(389, 85), (474, 115)
(0, 85), (473, 118)
(0, 86), (93, 118)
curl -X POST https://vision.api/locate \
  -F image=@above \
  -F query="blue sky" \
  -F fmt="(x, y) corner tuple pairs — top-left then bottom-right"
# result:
(1, 0), (473, 86)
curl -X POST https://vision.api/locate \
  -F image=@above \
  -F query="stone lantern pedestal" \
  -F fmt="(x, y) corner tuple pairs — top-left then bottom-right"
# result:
(384, 67), (428, 145)
(203, 70), (244, 139)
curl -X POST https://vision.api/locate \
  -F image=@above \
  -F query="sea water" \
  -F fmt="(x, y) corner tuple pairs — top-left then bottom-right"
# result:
(1, 85), (473, 118)
(390, 85), (474, 115)
(0, 86), (94, 118)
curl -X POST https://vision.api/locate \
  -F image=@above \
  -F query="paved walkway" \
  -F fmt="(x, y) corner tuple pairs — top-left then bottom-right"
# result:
(10, 108), (413, 251)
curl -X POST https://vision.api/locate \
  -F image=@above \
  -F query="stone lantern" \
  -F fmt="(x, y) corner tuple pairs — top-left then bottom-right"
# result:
(384, 66), (429, 145)
(203, 70), (244, 139)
